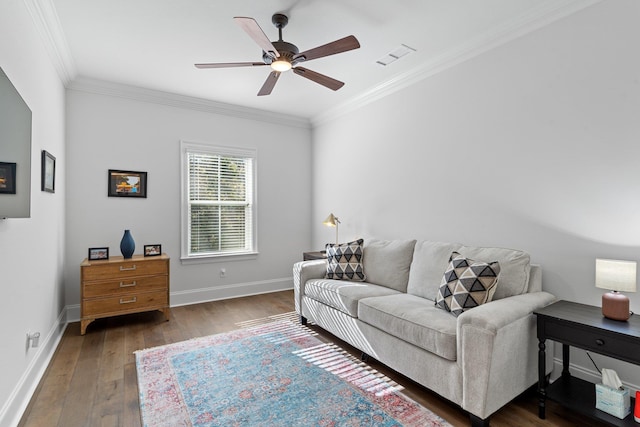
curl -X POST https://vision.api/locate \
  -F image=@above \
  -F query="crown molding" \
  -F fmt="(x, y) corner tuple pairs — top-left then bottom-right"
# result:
(68, 77), (311, 129)
(22, 0), (77, 85)
(311, 0), (602, 127)
(25, 0), (599, 129)
(23, 0), (309, 128)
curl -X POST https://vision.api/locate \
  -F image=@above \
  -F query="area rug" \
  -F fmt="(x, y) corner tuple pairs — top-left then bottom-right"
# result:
(135, 319), (452, 427)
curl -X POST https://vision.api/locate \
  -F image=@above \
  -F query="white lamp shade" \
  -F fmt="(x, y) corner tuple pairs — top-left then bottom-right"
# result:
(595, 259), (637, 293)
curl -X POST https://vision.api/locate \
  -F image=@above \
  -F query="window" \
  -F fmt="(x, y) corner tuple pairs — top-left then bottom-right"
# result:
(181, 141), (257, 260)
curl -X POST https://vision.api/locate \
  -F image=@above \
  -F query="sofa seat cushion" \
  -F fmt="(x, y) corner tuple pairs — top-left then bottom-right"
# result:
(358, 294), (458, 361)
(304, 279), (401, 317)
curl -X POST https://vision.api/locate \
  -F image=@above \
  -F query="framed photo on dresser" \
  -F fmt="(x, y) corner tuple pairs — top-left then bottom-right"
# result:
(88, 247), (109, 260)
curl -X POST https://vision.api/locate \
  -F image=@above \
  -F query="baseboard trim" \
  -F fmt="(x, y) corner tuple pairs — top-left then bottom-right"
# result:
(551, 356), (640, 394)
(170, 277), (293, 307)
(64, 277), (294, 322)
(0, 310), (67, 427)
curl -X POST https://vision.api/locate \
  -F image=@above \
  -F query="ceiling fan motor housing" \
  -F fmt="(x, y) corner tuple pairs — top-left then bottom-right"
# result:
(262, 41), (299, 65)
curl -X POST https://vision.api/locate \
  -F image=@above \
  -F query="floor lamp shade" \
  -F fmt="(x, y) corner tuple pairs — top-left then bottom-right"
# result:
(595, 258), (637, 321)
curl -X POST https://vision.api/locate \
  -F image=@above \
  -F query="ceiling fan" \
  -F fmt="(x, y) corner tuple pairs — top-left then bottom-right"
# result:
(195, 13), (360, 96)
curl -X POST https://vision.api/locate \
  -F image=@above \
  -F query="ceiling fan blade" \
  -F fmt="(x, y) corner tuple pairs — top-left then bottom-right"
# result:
(258, 71), (281, 96)
(234, 17), (280, 58)
(293, 67), (344, 91)
(195, 62), (267, 69)
(294, 35), (360, 63)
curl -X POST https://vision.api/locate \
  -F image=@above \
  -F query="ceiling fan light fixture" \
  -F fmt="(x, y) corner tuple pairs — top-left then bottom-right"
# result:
(270, 59), (292, 72)
(195, 14), (360, 96)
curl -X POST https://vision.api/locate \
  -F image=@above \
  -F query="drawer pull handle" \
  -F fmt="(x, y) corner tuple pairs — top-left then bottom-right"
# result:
(120, 297), (137, 304)
(120, 265), (137, 271)
(596, 339), (605, 346)
(120, 281), (137, 288)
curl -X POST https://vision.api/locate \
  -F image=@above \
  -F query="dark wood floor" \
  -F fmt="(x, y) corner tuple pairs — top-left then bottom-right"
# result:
(19, 290), (607, 427)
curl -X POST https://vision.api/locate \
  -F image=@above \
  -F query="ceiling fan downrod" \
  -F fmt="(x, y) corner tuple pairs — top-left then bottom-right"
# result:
(272, 13), (288, 42)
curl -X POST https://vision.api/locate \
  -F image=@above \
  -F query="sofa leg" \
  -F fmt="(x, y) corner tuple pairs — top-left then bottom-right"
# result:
(469, 414), (490, 427)
(300, 315), (307, 325)
(361, 352), (370, 362)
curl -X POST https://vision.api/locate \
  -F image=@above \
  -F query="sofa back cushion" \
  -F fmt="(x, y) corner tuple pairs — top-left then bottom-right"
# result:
(362, 239), (417, 292)
(407, 241), (462, 300)
(456, 245), (531, 300)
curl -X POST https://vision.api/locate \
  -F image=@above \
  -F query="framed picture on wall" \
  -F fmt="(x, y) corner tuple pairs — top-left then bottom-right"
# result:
(41, 150), (56, 193)
(88, 247), (109, 260)
(0, 162), (17, 194)
(108, 169), (147, 198)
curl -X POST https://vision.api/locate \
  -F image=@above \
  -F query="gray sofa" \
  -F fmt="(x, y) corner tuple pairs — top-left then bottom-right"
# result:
(293, 239), (556, 426)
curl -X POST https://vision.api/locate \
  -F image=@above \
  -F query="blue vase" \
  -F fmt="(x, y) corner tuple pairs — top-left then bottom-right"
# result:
(120, 229), (135, 259)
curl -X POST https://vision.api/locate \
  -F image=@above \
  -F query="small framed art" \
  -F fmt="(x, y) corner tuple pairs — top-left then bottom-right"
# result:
(41, 150), (56, 193)
(108, 169), (147, 198)
(0, 162), (17, 194)
(88, 247), (109, 260)
(144, 244), (162, 257)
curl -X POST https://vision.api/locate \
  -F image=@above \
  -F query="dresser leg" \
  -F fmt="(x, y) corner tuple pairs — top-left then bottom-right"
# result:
(80, 319), (93, 335)
(160, 307), (171, 321)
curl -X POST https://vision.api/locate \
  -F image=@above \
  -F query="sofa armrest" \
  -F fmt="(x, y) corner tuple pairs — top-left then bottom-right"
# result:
(456, 291), (556, 419)
(293, 260), (327, 315)
(457, 291), (556, 333)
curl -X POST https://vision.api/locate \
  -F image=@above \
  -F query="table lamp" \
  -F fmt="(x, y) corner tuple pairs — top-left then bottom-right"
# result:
(595, 258), (636, 321)
(323, 213), (340, 244)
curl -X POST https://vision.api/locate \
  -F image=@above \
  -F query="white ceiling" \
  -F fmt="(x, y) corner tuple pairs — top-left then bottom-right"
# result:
(46, 0), (597, 121)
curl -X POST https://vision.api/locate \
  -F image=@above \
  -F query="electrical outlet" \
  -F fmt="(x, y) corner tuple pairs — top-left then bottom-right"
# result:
(220, 268), (226, 278)
(26, 332), (40, 350)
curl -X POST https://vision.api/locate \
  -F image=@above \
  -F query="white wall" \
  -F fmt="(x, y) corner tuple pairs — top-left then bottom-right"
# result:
(0, 0), (66, 425)
(64, 89), (312, 318)
(312, 1), (640, 388)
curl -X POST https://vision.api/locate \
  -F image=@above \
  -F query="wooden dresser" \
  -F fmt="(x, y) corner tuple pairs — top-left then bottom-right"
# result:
(80, 254), (170, 335)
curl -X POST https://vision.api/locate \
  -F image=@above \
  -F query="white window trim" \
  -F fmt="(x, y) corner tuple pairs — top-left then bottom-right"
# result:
(180, 140), (258, 263)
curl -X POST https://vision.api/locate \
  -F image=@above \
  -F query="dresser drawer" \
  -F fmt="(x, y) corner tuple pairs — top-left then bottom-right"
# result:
(82, 259), (167, 281)
(545, 318), (640, 360)
(83, 275), (167, 298)
(83, 290), (168, 317)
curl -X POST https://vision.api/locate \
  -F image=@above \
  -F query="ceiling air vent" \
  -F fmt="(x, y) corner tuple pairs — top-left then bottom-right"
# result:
(376, 44), (416, 66)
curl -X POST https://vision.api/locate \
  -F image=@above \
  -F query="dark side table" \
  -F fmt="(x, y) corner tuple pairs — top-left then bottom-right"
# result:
(303, 251), (326, 261)
(534, 300), (640, 426)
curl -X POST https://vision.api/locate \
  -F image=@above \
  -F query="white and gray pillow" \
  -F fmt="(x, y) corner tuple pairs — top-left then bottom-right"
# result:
(325, 238), (366, 281)
(435, 251), (500, 317)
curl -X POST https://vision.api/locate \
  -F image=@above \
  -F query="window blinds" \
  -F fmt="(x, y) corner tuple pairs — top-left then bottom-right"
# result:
(187, 151), (253, 256)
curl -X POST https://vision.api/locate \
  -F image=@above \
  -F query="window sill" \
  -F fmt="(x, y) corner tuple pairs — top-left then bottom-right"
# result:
(180, 252), (258, 265)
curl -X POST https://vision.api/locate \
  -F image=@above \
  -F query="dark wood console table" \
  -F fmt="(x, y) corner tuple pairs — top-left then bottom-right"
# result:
(303, 251), (326, 261)
(535, 300), (640, 426)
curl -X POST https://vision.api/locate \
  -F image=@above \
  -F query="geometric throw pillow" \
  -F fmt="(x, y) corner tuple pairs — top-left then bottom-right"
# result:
(435, 251), (500, 317)
(325, 238), (366, 281)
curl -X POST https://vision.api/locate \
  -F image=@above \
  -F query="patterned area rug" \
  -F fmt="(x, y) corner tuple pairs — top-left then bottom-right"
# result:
(135, 318), (452, 427)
